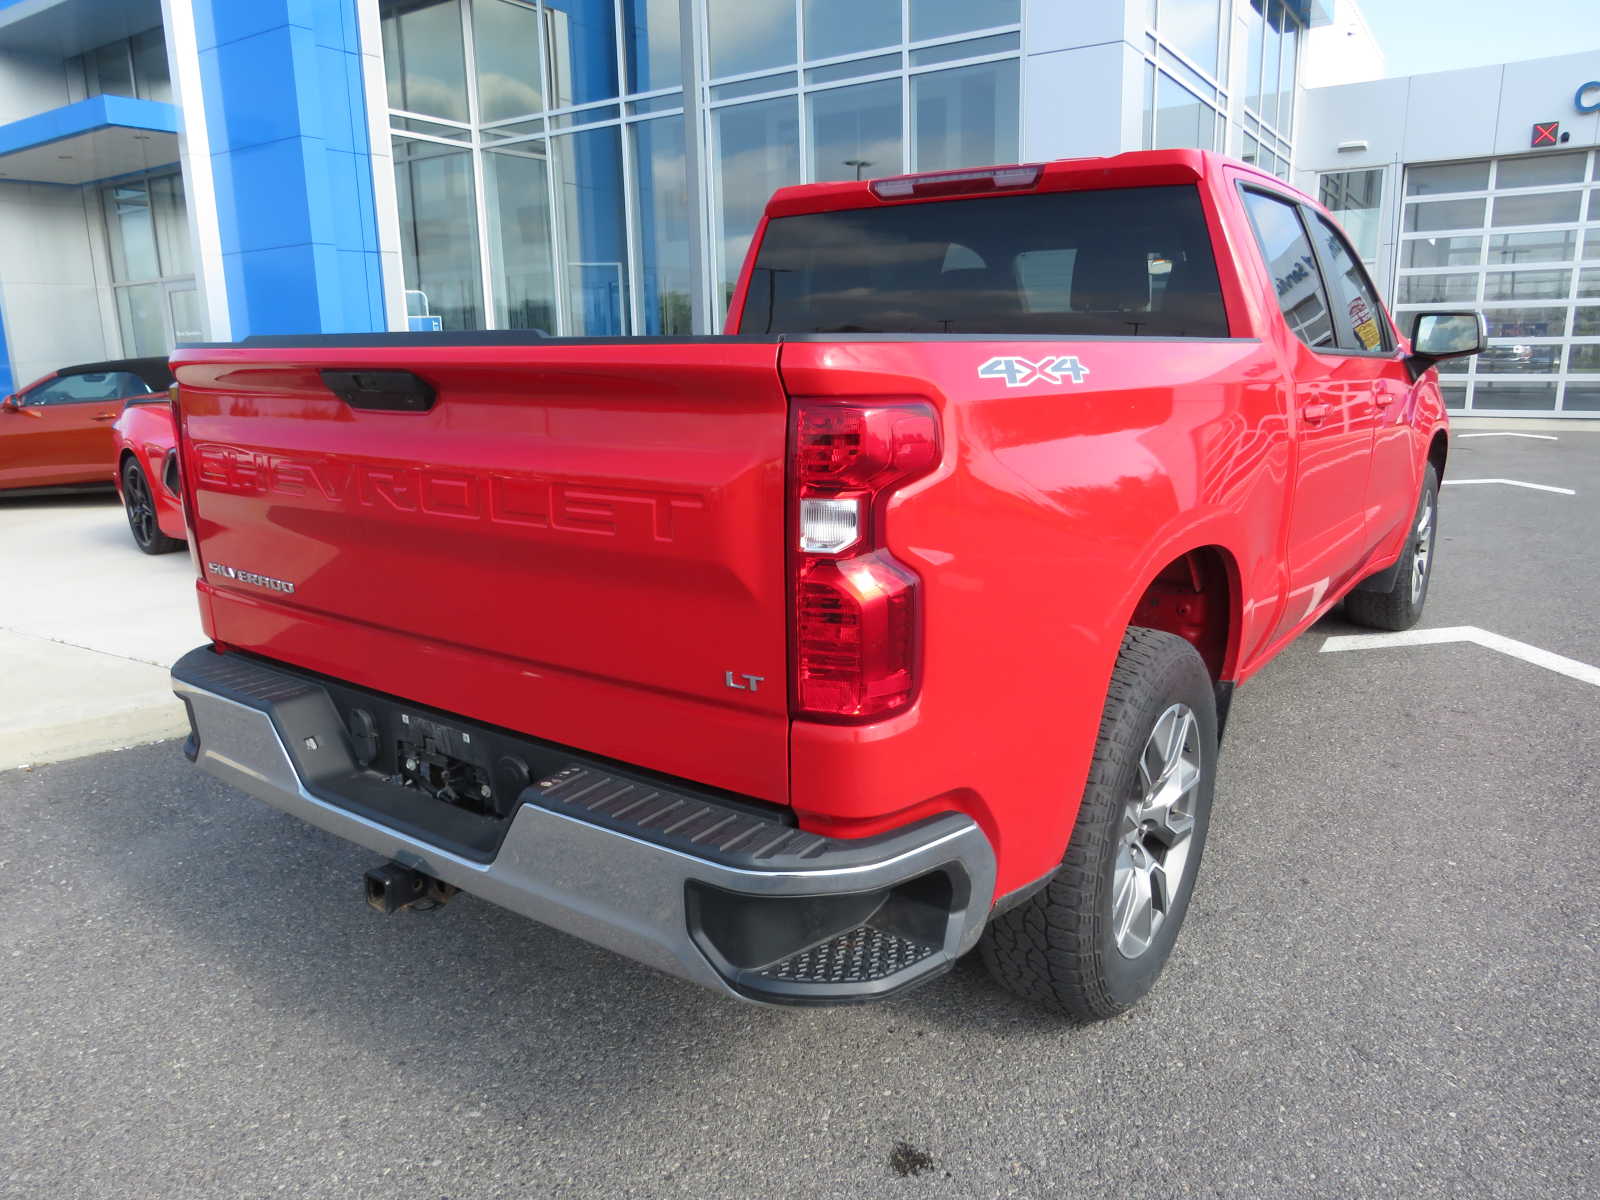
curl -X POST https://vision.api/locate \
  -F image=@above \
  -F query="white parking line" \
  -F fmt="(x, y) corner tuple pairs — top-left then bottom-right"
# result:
(1441, 478), (1576, 495)
(1457, 432), (1559, 441)
(1320, 625), (1600, 689)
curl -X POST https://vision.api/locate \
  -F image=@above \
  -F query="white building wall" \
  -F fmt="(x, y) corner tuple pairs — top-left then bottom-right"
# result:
(0, 182), (114, 385)
(0, 49), (67, 124)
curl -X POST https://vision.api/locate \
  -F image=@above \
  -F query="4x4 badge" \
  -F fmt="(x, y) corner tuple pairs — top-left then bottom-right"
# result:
(978, 355), (1090, 388)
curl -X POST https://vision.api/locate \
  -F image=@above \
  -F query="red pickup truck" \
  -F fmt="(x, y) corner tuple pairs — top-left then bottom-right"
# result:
(167, 150), (1482, 1021)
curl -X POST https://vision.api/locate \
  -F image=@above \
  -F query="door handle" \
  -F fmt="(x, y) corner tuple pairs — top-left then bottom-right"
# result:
(1371, 388), (1397, 409)
(91, 412), (117, 421)
(1300, 402), (1332, 425)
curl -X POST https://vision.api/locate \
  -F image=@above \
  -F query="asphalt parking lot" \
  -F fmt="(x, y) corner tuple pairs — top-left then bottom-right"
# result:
(2, 431), (1597, 1199)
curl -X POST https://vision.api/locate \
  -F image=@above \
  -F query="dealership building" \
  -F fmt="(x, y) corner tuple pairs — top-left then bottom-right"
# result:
(0, 0), (1596, 417)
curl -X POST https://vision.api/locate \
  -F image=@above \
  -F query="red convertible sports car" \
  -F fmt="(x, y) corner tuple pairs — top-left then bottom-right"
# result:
(1, 357), (172, 497)
(111, 377), (186, 554)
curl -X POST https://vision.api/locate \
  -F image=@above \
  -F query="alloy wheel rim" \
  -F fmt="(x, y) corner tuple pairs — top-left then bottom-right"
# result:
(1411, 495), (1434, 603)
(126, 467), (154, 545)
(1112, 703), (1201, 959)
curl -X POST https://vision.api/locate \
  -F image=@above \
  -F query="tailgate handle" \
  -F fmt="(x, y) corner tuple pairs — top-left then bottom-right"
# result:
(320, 369), (436, 413)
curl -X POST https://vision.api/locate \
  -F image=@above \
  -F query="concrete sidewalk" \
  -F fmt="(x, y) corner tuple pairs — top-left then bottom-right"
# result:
(1, 493), (201, 768)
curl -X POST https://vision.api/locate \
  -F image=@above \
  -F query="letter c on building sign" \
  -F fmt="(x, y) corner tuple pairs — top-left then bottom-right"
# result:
(1578, 81), (1600, 115)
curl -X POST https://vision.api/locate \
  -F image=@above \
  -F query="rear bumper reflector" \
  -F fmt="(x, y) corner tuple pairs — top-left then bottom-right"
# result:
(170, 646), (995, 1004)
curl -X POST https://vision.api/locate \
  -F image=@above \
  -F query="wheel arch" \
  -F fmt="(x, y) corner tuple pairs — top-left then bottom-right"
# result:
(1126, 543), (1242, 686)
(1428, 428), (1448, 482)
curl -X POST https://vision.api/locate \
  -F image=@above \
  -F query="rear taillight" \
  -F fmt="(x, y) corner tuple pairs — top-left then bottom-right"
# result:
(790, 401), (940, 722)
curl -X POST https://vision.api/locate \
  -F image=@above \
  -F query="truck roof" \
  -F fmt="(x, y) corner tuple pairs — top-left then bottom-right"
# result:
(763, 149), (1312, 220)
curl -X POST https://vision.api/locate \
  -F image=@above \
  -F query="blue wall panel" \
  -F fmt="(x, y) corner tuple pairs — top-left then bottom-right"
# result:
(194, 0), (386, 336)
(0, 291), (13, 396)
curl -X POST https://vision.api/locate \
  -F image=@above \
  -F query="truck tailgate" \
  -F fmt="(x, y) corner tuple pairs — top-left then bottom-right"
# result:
(170, 339), (790, 803)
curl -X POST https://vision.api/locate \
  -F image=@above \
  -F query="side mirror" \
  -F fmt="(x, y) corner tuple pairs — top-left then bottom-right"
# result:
(1, 395), (17, 412)
(1406, 311), (1484, 381)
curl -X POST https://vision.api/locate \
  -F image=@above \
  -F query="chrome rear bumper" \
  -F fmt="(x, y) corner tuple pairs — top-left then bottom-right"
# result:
(171, 647), (995, 1003)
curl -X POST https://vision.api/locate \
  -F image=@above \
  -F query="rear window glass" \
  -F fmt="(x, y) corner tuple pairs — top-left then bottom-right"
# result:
(739, 185), (1230, 338)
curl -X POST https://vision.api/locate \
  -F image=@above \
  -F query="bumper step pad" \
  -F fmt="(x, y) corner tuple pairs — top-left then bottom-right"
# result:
(758, 924), (939, 986)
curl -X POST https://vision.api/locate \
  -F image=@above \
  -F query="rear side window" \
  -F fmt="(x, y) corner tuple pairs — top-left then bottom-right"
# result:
(1241, 189), (1335, 350)
(22, 371), (151, 406)
(740, 185), (1230, 338)
(1308, 212), (1392, 352)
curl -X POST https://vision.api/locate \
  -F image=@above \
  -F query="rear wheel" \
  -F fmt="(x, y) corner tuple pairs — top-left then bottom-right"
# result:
(979, 628), (1217, 1022)
(122, 456), (183, 555)
(1345, 465), (1438, 632)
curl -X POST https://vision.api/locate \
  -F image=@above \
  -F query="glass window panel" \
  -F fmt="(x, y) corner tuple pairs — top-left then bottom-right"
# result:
(1242, 189), (1334, 349)
(805, 0), (899, 60)
(1142, 60), (1155, 151)
(91, 40), (134, 97)
(1319, 169), (1382, 261)
(1245, 1), (1265, 118)
(709, 72), (797, 102)
(1569, 344), (1600, 372)
(473, 0), (544, 121)
(623, 0), (681, 93)
(1482, 306), (1568, 338)
(1396, 274), (1477, 304)
(741, 185), (1228, 337)
(116, 284), (167, 356)
(910, 0), (1020, 41)
(1433, 353), (1469, 375)
(1490, 191), (1582, 228)
(150, 174), (191, 277)
(1483, 269), (1570, 301)
(1402, 235), (1481, 268)
(381, 0), (469, 121)
(130, 28), (171, 104)
(549, 103), (620, 129)
(715, 97), (800, 314)
(1157, 47), (1216, 102)
(1160, 0), (1220, 76)
(1403, 198), (1486, 232)
(544, 0), (620, 109)
(169, 288), (205, 343)
(393, 138), (483, 330)
(1439, 382), (1467, 410)
(1242, 132), (1261, 168)
(485, 146), (557, 331)
(1277, 18), (1297, 133)
(1153, 73), (1215, 152)
(1258, 2), (1282, 129)
(1576, 306), (1600, 336)
(1565, 383), (1600, 411)
(911, 32), (1020, 67)
(550, 125), (631, 334)
(912, 59), (1019, 172)
(632, 116), (694, 334)
(809, 78), (901, 183)
(707, 0), (796, 78)
(1580, 268), (1600, 299)
(1586, 231), (1600, 262)
(1495, 151), (1586, 189)
(1309, 212), (1390, 351)
(1405, 160), (1490, 196)
(1488, 230), (1576, 264)
(393, 114), (473, 138)
(1472, 381), (1557, 410)
(627, 93), (683, 115)
(1477, 344), (1563, 373)
(106, 182), (158, 281)
(808, 54), (898, 84)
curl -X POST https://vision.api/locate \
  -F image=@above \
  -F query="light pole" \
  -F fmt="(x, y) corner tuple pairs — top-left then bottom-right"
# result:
(844, 159), (871, 180)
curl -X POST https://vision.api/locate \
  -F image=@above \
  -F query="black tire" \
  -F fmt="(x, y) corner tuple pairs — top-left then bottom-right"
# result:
(122, 456), (183, 555)
(1344, 465), (1438, 632)
(979, 628), (1217, 1022)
